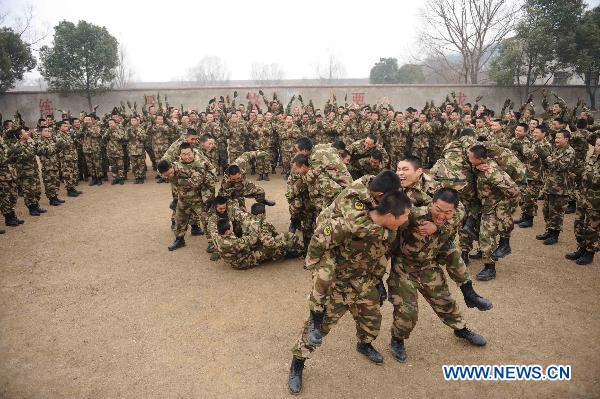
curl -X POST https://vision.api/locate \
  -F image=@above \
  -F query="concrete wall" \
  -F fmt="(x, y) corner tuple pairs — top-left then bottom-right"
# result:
(0, 85), (595, 126)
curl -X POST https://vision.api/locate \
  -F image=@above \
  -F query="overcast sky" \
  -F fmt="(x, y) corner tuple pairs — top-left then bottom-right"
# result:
(3, 0), (600, 82)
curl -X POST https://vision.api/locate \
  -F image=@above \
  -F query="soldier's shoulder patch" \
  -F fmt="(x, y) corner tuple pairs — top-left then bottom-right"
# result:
(354, 200), (365, 210)
(323, 225), (332, 236)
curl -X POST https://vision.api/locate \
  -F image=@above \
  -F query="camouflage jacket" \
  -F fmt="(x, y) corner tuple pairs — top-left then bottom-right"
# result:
(411, 122), (432, 148)
(0, 140), (18, 182)
(474, 160), (521, 208)
(347, 139), (389, 170)
(522, 138), (552, 182)
(279, 124), (302, 151)
(542, 145), (575, 195)
(167, 161), (207, 204)
(103, 127), (127, 156)
(579, 154), (600, 209)
(403, 172), (440, 207)
(127, 125), (148, 157)
(37, 136), (61, 171)
(387, 121), (410, 151)
(252, 122), (272, 150)
(57, 129), (79, 162)
(226, 122), (246, 154)
(81, 123), (102, 153)
(13, 140), (39, 176)
(162, 137), (188, 163)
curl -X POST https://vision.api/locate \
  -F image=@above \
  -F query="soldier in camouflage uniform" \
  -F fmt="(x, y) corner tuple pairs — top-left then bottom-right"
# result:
(57, 121), (82, 197)
(13, 127), (46, 215)
(388, 112), (410, 170)
(535, 130), (575, 245)
(219, 150), (275, 209)
(387, 188), (487, 364)
(396, 156), (492, 310)
(279, 115), (302, 177)
(467, 145), (521, 281)
(37, 126), (65, 206)
(566, 119), (594, 213)
(411, 113), (432, 166)
(251, 113), (272, 181)
(104, 118), (128, 185)
(288, 189), (412, 395)
(81, 115), (104, 186)
(356, 149), (385, 176)
(126, 115), (148, 184)
(285, 168), (317, 248)
(0, 133), (24, 228)
(205, 196), (250, 261)
(565, 137), (599, 265)
(516, 125), (552, 228)
(203, 113), (227, 173)
(346, 134), (389, 179)
(226, 113), (246, 165)
(150, 115), (172, 182)
(199, 134), (219, 173)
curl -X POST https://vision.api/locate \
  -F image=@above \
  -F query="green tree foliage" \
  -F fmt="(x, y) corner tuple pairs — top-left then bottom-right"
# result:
(397, 64), (425, 84)
(369, 58), (400, 84)
(0, 27), (36, 93)
(40, 20), (118, 110)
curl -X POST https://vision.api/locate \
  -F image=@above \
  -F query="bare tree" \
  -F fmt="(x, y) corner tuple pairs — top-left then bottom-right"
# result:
(114, 44), (134, 88)
(420, 0), (519, 84)
(3, 2), (49, 49)
(315, 50), (347, 81)
(250, 62), (285, 84)
(188, 56), (230, 86)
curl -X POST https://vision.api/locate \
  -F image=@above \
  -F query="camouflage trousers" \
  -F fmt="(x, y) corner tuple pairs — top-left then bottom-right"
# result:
(218, 142), (228, 173)
(144, 142), (156, 170)
(292, 279), (382, 359)
(41, 168), (60, 199)
(0, 178), (18, 214)
(387, 260), (465, 340)
(84, 150), (103, 179)
(255, 150), (271, 175)
(289, 195), (317, 246)
(281, 148), (294, 175)
(459, 196), (481, 252)
(574, 199), (599, 252)
(174, 200), (209, 238)
(479, 203), (511, 264)
(61, 159), (79, 190)
(17, 172), (41, 206)
(101, 145), (109, 177)
(543, 193), (568, 231)
(153, 144), (169, 163)
(129, 155), (146, 179)
(438, 246), (471, 286)
(226, 234), (298, 270)
(521, 179), (543, 216)
(109, 155), (125, 180)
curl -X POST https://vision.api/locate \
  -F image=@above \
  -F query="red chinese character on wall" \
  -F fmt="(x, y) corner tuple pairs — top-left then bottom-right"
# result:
(145, 95), (155, 105)
(39, 99), (53, 116)
(247, 92), (261, 106)
(352, 93), (365, 106)
(457, 92), (467, 107)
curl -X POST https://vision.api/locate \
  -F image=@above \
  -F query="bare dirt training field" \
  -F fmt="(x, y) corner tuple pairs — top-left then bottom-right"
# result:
(1, 172), (599, 399)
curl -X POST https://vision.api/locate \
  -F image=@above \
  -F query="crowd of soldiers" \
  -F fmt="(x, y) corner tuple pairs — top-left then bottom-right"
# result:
(1, 88), (598, 394)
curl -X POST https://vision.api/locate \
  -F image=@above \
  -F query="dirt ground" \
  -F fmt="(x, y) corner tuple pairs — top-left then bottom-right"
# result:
(0, 170), (599, 399)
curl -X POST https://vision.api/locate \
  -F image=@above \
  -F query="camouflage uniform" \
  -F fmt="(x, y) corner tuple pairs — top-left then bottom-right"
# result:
(388, 205), (466, 340)
(127, 124), (148, 180)
(387, 120), (410, 169)
(57, 128), (80, 191)
(279, 123), (302, 176)
(474, 160), (521, 264)
(292, 201), (396, 359)
(104, 126), (128, 180)
(347, 139), (389, 178)
(0, 139), (19, 216)
(150, 123), (172, 161)
(252, 122), (272, 175)
(226, 121), (246, 164)
(218, 151), (267, 208)
(574, 154), (599, 253)
(203, 121), (227, 172)
(206, 200), (250, 257)
(286, 171), (317, 244)
(37, 136), (61, 200)
(81, 122), (103, 180)
(541, 145), (575, 231)
(521, 138), (552, 218)
(411, 121), (432, 164)
(13, 139), (42, 206)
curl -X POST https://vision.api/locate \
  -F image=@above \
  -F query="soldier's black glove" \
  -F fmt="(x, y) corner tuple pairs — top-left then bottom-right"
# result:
(376, 282), (387, 306)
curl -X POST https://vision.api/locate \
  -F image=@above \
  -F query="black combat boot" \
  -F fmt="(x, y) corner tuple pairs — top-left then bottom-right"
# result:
(356, 343), (384, 364)
(56, 197), (65, 203)
(390, 337), (407, 363)
(28, 205), (40, 216)
(15, 212), (24, 224)
(257, 173), (263, 181)
(461, 250), (470, 265)
(543, 229), (559, 245)
(491, 236), (511, 258)
(206, 242), (216, 253)
(133, 177), (141, 184)
(288, 356), (305, 395)
(168, 237), (185, 251)
(576, 250), (595, 265)
(469, 250), (482, 259)
(111, 178), (119, 185)
(536, 230), (552, 240)
(190, 225), (204, 236)
(284, 248), (303, 259)
(565, 199), (576, 214)
(169, 199), (178, 211)
(263, 173), (270, 181)
(461, 215), (478, 239)
(4, 213), (18, 227)
(565, 247), (585, 261)
(518, 214), (533, 228)
(67, 187), (79, 197)
(271, 166), (276, 174)
(261, 199), (276, 206)
(89, 177), (97, 186)
(460, 281), (493, 311)
(96, 177), (103, 186)
(307, 310), (325, 346)
(289, 217), (301, 233)
(476, 263), (496, 281)
(454, 328), (487, 346)
(119, 178), (124, 185)
(49, 197), (62, 206)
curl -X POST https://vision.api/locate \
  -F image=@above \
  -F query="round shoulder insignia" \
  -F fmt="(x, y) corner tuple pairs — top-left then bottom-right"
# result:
(323, 225), (332, 236)
(354, 201), (365, 210)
